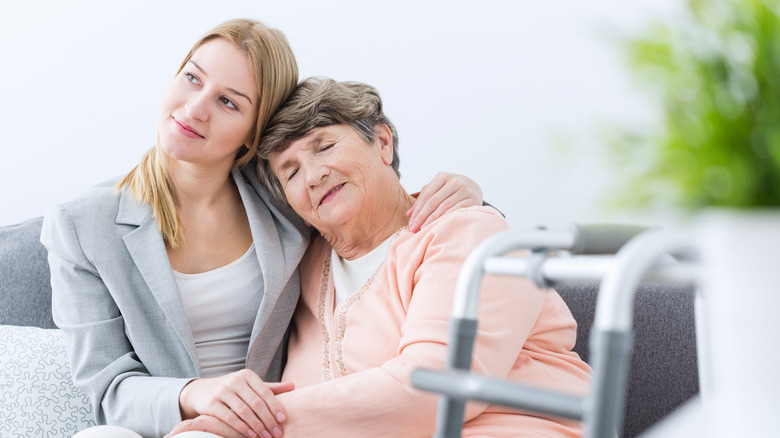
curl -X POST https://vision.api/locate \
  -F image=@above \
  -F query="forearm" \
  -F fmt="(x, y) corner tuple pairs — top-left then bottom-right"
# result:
(278, 366), (439, 437)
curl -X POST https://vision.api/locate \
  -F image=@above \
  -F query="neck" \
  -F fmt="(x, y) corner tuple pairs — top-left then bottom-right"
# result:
(325, 182), (414, 260)
(168, 159), (237, 211)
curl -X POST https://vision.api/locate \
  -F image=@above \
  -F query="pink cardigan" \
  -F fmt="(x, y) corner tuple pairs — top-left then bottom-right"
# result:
(278, 206), (591, 437)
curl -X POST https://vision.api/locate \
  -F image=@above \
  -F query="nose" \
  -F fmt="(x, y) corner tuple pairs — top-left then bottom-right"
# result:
(303, 159), (329, 188)
(184, 92), (210, 122)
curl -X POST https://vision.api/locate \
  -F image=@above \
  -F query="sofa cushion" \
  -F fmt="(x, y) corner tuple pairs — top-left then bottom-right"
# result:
(555, 281), (699, 438)
(0, 217), (55, 328)
(0, 325), (95, 436)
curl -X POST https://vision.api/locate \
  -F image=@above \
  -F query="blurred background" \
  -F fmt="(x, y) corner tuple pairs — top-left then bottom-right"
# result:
(0, 0), (681, 230)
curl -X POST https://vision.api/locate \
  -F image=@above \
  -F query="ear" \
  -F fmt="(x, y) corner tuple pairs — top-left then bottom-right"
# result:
(374, 124), (394, 166)
(243, 128), (256, 150)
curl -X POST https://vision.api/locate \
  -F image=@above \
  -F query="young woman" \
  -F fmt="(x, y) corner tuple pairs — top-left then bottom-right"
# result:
(41, 19), (483, 438)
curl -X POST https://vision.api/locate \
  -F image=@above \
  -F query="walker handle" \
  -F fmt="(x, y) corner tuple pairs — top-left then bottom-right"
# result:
(570, 224), (650, 255)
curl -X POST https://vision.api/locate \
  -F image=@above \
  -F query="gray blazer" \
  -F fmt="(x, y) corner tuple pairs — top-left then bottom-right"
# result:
(41, 163), (310, 437)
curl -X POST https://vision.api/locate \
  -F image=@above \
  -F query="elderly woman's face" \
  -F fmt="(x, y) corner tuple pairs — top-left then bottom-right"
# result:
(268, 123), (395, 232)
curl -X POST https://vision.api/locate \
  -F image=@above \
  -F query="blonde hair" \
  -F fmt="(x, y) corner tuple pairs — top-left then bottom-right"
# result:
(258, 77), (400, 203)
(117, 19), (298, 247)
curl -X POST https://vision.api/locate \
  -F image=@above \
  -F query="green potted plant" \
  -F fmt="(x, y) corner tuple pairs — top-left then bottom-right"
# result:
(609, 0), (780, 211)
(607, 0), (780, 435)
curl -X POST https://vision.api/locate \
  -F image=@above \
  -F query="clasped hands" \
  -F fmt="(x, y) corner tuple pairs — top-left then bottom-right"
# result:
(171, 368), (293, 438)
(167, 172), (483, 438)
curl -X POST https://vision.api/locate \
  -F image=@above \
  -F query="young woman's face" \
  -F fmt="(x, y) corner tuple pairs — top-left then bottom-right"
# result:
(157, 38), (258, 168)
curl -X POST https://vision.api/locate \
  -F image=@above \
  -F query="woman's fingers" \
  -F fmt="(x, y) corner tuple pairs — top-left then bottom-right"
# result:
(210, 397), (263, 438)
(179, 369), (290, 438)
(422, 198), (475, 230)
(267, 381), (295, 395)
(229, 370), (287, 437)
(408, 176), (446, 232)
(409, 172), (483, 231)
(239, 377), (286, 437)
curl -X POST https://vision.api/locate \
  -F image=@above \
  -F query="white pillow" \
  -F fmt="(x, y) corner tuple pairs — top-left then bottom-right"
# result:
(0, 325), (96, 436)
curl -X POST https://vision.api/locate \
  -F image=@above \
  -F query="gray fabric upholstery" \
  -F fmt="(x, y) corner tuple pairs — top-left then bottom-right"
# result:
(555, 281), (699, 437)
(0, 217), (55, 328)
(0, 217), (699, 437)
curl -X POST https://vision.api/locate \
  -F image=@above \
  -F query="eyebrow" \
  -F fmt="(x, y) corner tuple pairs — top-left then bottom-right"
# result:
(188, 60), (254, 106)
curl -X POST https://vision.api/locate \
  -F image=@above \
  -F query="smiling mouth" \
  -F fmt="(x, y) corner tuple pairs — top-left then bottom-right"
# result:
(174, 118), (204, 139)
(319, 183), (345, 206)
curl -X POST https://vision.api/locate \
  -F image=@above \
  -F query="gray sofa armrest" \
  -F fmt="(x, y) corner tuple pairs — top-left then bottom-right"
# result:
(0, 217), (55, 328)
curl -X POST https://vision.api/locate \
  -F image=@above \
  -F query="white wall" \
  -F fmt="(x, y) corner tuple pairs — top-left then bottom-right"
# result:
(0, 0), (680, 230)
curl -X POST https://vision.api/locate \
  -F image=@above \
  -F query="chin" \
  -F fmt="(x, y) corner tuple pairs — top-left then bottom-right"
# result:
(315, 212), (354, 231)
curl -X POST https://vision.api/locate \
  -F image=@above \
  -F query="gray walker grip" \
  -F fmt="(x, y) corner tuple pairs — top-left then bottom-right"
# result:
(570, 224), (649, 255)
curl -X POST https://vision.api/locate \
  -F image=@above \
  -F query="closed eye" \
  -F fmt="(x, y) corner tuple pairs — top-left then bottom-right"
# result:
(286, 168), (299, 182)
(319, 143), (335, 152)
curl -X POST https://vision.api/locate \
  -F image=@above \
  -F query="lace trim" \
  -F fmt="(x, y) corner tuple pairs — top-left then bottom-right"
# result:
(334, 261), (384, 376)
(317, 227), (405, 380)
(317, 251), (333, 382)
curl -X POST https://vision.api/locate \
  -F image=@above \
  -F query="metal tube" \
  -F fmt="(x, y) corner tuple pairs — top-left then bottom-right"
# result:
(595, 230), (695, 332)
(433, 318), (478, 438)
(585, 229), (696, 437)
(433, 226), (698, 438)
(439, 229), (577, 437)
(412, 369), (585, 421)
(586, 330), (634, 438)
(483, 255), (698, 285)
(452, 230), (576, 319)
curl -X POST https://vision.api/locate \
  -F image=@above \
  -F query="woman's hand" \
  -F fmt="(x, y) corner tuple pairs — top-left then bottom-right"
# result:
(167, 414), (244, 438)
(179, 369), (294, 438)
(407, 172), (483, 232)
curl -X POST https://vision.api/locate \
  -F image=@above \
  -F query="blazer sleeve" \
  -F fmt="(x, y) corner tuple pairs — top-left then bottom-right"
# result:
(277, 208), (547, 437)
(42, 205), (191, 437)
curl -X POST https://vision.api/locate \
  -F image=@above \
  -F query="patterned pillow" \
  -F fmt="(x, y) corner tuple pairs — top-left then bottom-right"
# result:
(0, 325), (95, 436)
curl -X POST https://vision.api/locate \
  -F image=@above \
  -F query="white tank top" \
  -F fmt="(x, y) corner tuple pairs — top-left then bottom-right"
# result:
(173, 243), (263, 378)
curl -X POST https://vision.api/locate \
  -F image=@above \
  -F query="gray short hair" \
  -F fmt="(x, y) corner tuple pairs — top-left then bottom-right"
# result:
(257, 77), (400, 202)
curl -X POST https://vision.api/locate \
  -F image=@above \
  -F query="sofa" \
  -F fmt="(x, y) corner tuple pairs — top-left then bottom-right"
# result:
(0, 217), (699, 437)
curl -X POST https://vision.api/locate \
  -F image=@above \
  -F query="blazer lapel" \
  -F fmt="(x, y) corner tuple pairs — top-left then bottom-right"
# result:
(235, 169), (286, 338)
(233, 166), (310, 374)
(115, 190), (198, 367)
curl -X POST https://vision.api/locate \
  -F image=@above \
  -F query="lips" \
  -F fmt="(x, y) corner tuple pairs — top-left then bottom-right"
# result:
(319, 183), (345, 206)
(173, 118), (204, 139)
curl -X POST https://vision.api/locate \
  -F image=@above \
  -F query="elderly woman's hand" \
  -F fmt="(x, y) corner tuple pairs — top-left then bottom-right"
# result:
(406, 171), (484, 232)
(166, 414), (243, 438)
(178, 369), (294, 438)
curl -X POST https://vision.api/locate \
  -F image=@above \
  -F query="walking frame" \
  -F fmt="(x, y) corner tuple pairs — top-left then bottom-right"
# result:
(411, 225), (700, 438)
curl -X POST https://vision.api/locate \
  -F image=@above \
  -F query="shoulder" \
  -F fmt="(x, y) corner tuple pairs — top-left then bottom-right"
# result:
(426, 205), (507, 230)
(388, 206), (510, 270)
(45, 177), (123, 222)
(400, 206), (508, 245)
(41, 176), (138, 250)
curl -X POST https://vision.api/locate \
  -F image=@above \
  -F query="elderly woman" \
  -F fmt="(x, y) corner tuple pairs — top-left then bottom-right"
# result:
(170, 78), (591, 437)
